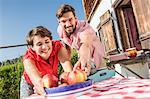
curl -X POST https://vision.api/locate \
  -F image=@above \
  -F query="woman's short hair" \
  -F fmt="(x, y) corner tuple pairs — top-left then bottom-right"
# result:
(26, 26), (52, 46)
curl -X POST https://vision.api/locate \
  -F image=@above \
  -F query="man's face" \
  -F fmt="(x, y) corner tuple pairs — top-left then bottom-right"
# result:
(59, 12), (77, 36)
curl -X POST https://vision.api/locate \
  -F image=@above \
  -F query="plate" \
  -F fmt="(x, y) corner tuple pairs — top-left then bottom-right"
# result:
(45, 80), (93, 94)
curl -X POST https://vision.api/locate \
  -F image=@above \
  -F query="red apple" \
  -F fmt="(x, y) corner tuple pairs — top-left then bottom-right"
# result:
(67, 69), (87, 85)
(59, 72), (70, 84)
(67, 71), (77, 84)
(75, 69), (87, 82)
(42, 74), (58, 88)
(129, 51), (137, 58)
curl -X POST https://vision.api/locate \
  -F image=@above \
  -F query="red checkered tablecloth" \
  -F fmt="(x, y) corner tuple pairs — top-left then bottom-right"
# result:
(27, 77), (150, 99)
(78, 77), (150, 99)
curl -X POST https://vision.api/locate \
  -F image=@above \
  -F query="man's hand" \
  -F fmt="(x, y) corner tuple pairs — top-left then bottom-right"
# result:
(74, 58), (86, 70)
(74, 60), (91, 76)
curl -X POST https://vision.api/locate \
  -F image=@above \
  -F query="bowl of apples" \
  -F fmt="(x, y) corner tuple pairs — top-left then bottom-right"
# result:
(43, 69), (93, 96)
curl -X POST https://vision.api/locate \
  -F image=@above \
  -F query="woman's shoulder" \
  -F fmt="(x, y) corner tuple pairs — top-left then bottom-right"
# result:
(52, 40), (63, 51)
(23, 48), (37, 61)
(52, 40), (62, 46)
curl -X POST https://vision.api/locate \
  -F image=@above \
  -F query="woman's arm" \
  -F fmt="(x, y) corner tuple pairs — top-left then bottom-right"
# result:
(58, 47), (73, 72)
(23, 59), (45, 95)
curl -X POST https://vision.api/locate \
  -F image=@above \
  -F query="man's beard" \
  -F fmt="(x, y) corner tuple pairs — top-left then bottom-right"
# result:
(65, 26), (76, 37)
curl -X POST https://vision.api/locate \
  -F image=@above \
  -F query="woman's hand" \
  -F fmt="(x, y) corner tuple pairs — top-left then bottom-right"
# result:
(33, 80), (46, 96)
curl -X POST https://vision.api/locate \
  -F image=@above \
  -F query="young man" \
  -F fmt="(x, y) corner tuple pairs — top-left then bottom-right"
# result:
(56, 4), (105, 75)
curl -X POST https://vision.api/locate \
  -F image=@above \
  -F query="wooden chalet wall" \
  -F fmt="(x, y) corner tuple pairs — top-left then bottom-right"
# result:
(82, 0), (150, 53)
(82, 0), (97, 19)
(131, 0), (150, 49)
(98, 10), (118, 55)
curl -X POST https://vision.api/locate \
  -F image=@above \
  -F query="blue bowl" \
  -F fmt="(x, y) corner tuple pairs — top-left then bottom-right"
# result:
(45, 80), (93, 94)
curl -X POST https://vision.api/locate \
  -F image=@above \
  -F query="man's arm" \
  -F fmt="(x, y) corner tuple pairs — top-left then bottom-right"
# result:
(78, 22), (94, 64)
(74, 32), (93, 75)
(79, 32), (93, 58)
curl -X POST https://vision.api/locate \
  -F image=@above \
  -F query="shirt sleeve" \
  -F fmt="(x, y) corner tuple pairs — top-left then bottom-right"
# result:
(23, 48), (36, 62)
(53, 40), (63, 54)
(79, 23), (96, 44)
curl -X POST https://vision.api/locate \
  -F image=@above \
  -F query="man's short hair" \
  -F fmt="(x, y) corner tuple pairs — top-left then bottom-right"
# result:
(56, 4), (76, 19)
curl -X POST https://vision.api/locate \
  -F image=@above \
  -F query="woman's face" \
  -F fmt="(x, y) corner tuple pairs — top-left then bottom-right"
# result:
(59, 11), (77, 36)
(32, 35), (52, 60)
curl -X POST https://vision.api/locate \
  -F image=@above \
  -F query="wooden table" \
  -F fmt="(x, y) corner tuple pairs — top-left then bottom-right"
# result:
(108, 50), (150, 79)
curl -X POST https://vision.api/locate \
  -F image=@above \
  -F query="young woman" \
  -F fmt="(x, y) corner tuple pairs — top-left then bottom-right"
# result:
(20, 26), (72, 98)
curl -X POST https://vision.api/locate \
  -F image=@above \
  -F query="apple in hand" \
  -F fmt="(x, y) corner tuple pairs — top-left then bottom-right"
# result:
(75, 69), (87, 82)
(67, 69), (87, 85)
(74, 63), (91, 76)
(42, 74), (58, 88)
(59, 72), (69, 84)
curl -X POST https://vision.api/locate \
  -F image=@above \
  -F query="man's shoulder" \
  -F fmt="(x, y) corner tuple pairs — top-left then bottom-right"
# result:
(76, 20), (94, 32)
(77, 20), (88, 25)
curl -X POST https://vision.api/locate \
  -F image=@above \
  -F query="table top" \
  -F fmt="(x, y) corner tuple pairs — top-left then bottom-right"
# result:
(108, 50), (150, 65)
(27, 77), (150, 99)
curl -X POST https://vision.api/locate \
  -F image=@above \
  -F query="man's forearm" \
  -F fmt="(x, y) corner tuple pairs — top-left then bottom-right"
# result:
(79, 43), (91, 62)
